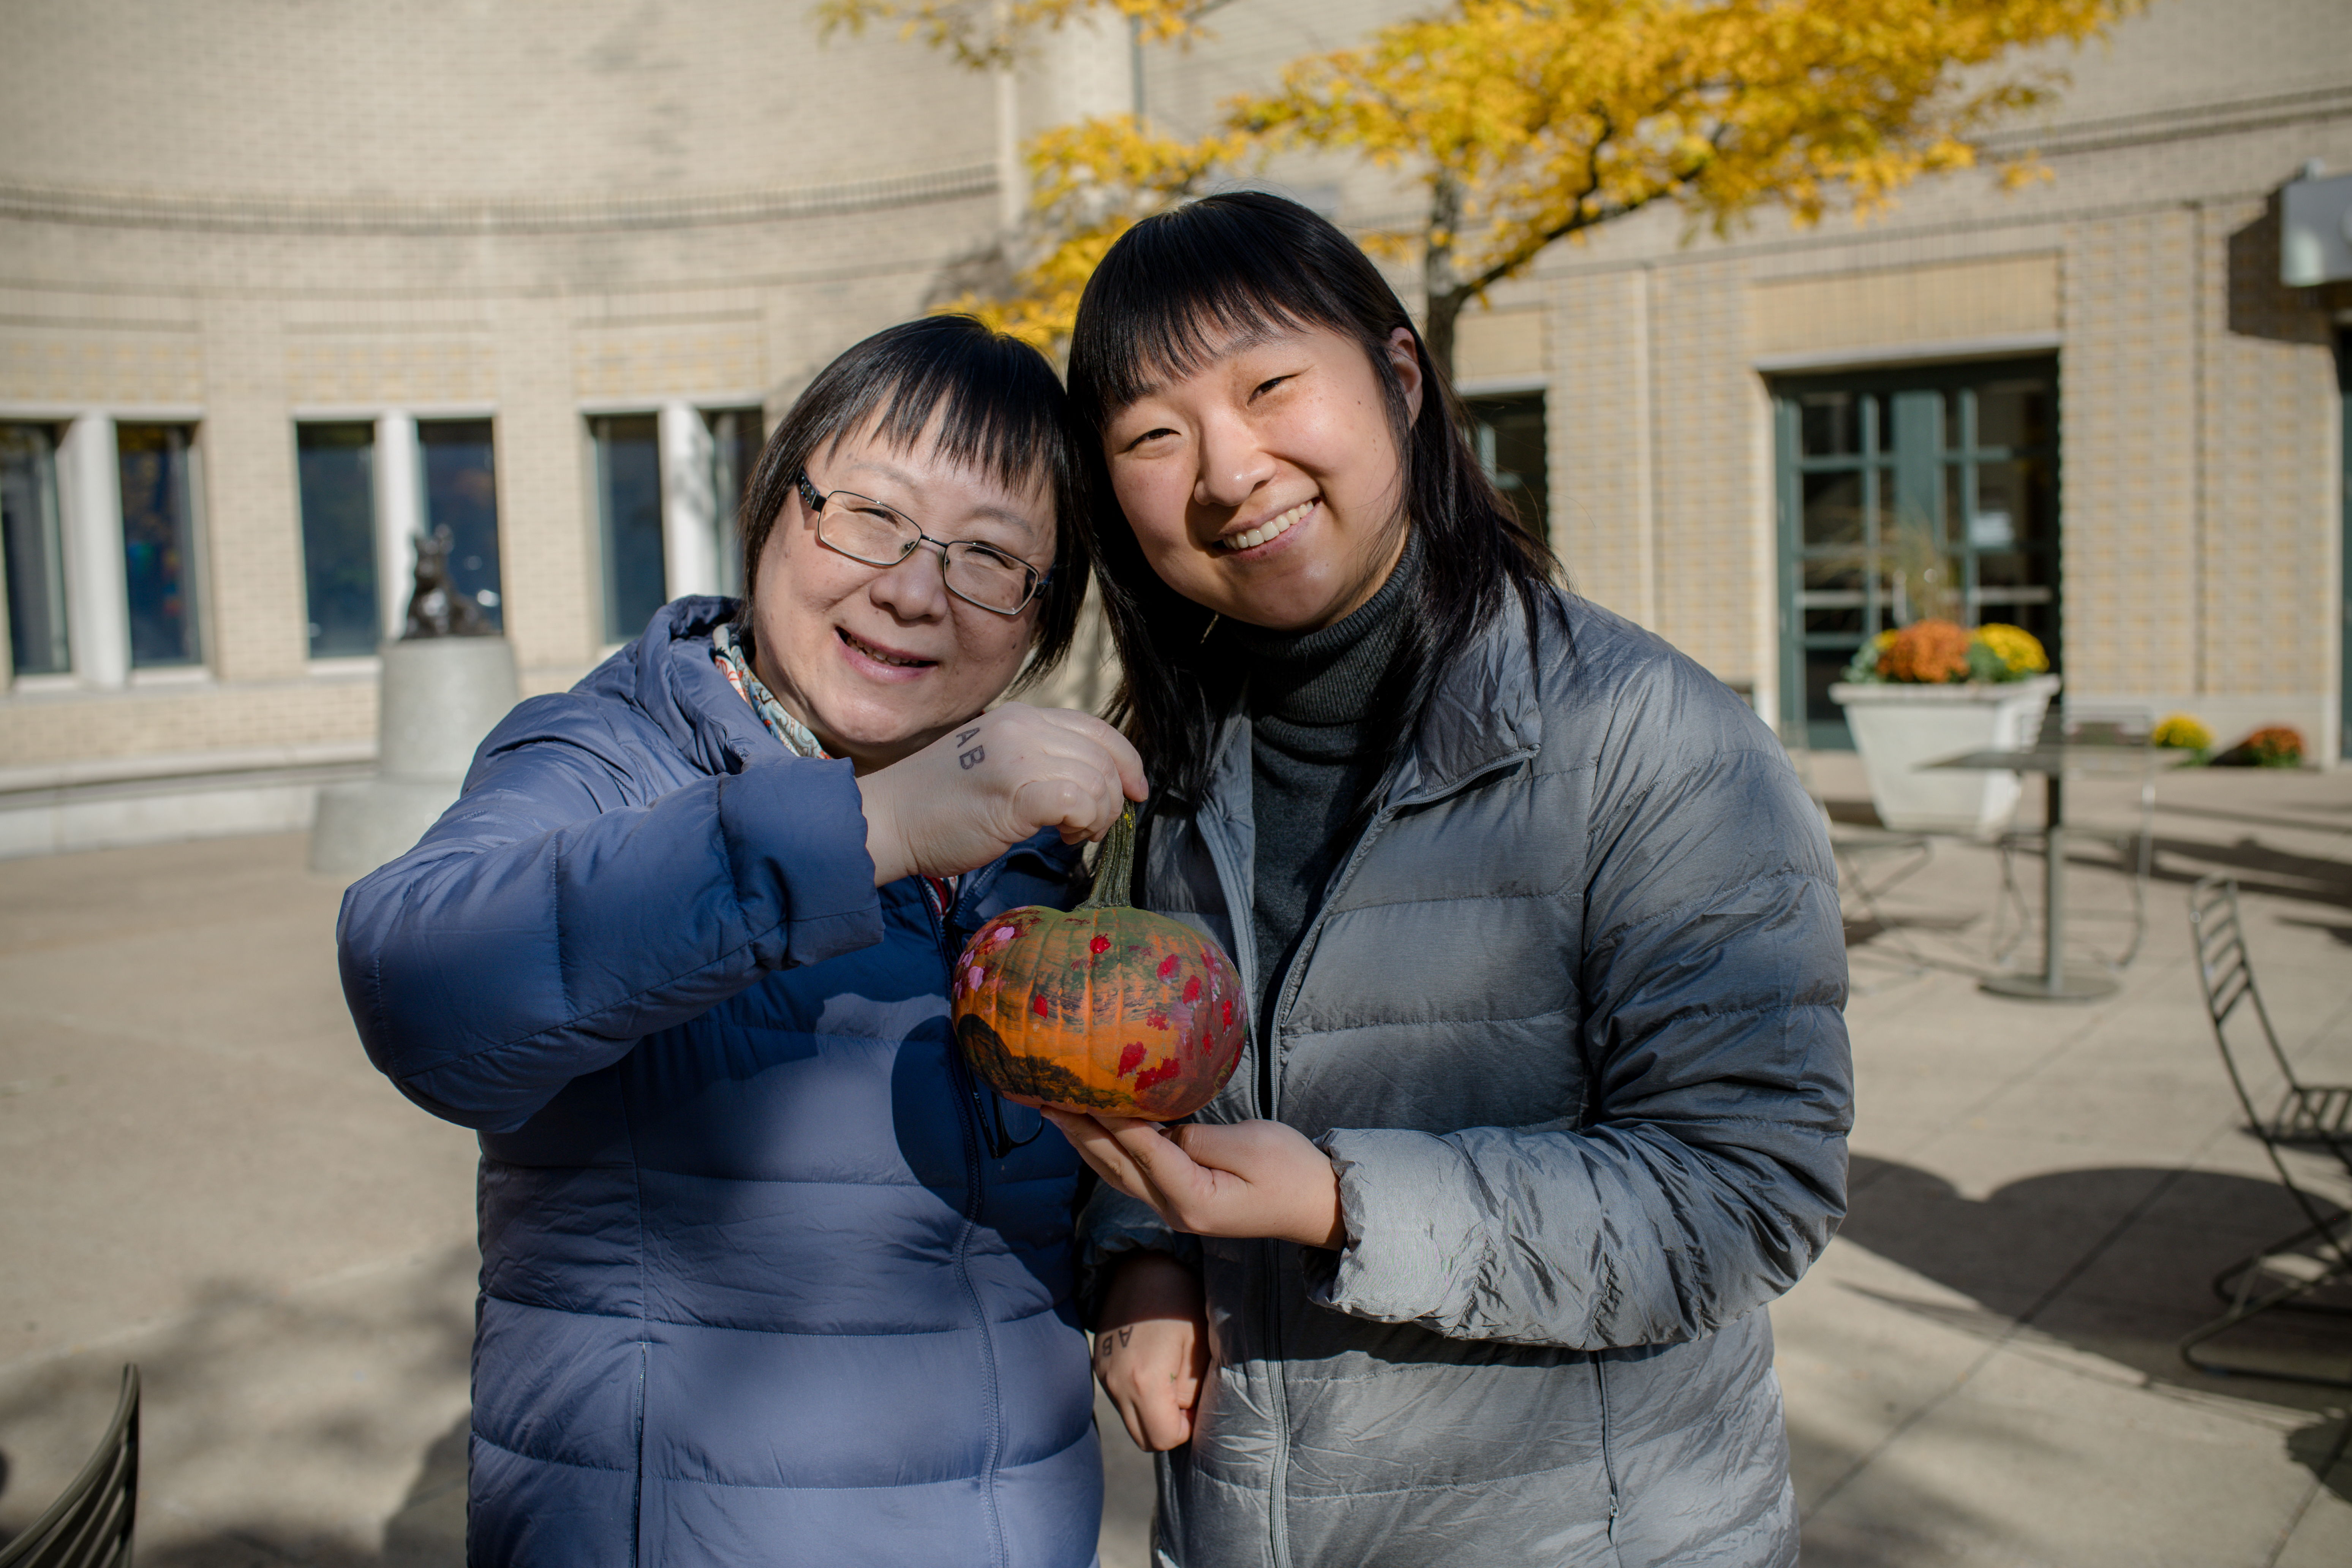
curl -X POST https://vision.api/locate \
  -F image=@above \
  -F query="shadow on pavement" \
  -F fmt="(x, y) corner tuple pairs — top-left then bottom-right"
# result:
(2, 1414), (469, 1568)
(0, 1246), (475, 1567)
(2146, 835), (2352, 910)
(1837, 1154), (2352, 1500)
(2277, 915), (2352, 947)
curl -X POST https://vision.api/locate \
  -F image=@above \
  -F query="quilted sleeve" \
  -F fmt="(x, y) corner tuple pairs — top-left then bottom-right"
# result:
(337, 700), (882, 1133)
(1310, 695), (1851, 1347)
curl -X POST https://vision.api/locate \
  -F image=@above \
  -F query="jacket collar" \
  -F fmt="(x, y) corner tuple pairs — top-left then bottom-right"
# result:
(591, 596), (777, 777)
(1383, 595), (1547, 807)
(1191, 596), (1547, 818)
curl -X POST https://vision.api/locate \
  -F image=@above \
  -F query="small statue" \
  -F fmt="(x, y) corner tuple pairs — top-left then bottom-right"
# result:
(402, 526), (494, 639)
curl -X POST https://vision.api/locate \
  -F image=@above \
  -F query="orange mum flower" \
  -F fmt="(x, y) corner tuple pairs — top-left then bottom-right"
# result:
(1879, 619), (1971, 684)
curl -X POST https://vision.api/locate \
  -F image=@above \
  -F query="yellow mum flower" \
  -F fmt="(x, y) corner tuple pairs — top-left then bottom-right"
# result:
(1972, 623), (2048, 676)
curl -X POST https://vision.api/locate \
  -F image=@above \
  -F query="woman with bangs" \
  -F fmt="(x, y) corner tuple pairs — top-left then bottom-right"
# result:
(1043, 193), (1855, 1566)
(339, 315), (1141, 1568)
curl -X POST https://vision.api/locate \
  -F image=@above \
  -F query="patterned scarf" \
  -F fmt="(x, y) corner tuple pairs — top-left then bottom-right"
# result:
(711, 622), (829, 760)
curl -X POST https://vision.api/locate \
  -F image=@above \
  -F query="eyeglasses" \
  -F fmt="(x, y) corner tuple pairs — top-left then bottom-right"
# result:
(797, 472), (1048, 616)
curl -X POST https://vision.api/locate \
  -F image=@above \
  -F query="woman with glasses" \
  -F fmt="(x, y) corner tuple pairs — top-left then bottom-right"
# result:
(339, 315), (1141, 1568)
(1043, 194), (1853, 1567)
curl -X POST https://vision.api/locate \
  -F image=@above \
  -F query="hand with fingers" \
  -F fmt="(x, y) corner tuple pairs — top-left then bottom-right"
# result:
(1092, 1250), (1209, 1452)
(1042, 1111), (1345, 1250)
(857, 703), (1148, 885)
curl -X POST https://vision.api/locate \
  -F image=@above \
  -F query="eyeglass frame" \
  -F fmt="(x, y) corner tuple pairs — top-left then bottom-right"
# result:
(795, 471), (1051, 617)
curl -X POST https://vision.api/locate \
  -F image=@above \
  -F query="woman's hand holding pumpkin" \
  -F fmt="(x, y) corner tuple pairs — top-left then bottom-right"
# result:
(1092, 1250), (1210, 1451)
(858, 704), (1146, 885)
(1044, 1112), (1345, 1250)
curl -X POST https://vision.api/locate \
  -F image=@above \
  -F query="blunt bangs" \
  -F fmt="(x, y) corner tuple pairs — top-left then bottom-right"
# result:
(735, 314), (1095, 685)
(1068, 194), (1411, 434)
(827, 319), (1070, 505)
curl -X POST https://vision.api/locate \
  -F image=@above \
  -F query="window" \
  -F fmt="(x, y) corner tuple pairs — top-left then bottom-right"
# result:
(419, 419), (502, 631)
(1465, 392), (1548, 540)
(594, 406), (767, 643)
(593, 415), (667, 643)
(708, 406), (763, 599)
(1773, 360), (2060, 748)
(2, 423), (70, 678)
(117, 422), (203, 668)
(296, 422), (379, 657)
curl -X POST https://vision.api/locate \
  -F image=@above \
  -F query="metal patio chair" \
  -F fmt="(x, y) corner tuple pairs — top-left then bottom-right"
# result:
(0, 1365), (139, 1568)
(2178, 878), (2352, 1388)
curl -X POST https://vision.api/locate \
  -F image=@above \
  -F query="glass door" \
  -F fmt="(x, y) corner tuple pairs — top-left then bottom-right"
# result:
(1774, 359), (2060, 748)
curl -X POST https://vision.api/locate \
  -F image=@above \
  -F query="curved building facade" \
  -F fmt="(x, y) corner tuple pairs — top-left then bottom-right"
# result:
(0, 0), (1132, 850)
(2, 0), (2348, 855)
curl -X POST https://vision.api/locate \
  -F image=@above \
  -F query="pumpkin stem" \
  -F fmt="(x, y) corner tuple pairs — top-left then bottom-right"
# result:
(1077, 805), (1138, 912)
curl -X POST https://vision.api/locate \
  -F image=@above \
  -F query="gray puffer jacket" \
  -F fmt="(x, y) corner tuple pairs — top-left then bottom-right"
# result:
(1082, 589), (1853, 1568)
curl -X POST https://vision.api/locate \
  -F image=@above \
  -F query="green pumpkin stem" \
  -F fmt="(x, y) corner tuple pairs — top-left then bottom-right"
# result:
(1077, 805), (1138, 912)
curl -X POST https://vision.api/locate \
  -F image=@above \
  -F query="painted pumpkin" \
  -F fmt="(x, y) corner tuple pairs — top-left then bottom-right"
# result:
(950, 807), (1245, 1120)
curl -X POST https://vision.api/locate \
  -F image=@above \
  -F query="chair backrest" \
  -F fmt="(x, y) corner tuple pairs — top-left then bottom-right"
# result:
(2189, 877), (2352, 1255)
(2191, 876), (2300, 1092)
(0, 1366), (138, 1568)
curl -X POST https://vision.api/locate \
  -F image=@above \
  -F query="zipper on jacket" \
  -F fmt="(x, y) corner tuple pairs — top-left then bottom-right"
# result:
(924, 884), (1011, 1568)
(1592, 1352), (1625, 1555)
(1189, 810), (1296, 1568)
(1231, 741), (1540, 1568)
(630, 1340), (648, 1568)
(1248, 803), (1406, 1568)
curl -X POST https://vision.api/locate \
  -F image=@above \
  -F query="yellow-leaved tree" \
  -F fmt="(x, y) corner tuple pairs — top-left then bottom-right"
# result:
(823, 0), (2142, 371)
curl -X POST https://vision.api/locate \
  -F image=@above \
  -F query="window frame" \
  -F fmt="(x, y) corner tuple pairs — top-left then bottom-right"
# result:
(115, 420), (210, 673)
(293, 419), (383, 660)
(0, 420), (71, 683)
(1771, 357), (2063, 749)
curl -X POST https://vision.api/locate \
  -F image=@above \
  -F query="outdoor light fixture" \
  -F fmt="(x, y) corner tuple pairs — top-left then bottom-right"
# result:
(2280, 161), (2352, 286)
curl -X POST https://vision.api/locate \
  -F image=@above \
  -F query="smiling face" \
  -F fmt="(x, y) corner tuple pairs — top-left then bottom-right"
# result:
(748, 414), (1053, 773)
(1101, 321), (1421, 632)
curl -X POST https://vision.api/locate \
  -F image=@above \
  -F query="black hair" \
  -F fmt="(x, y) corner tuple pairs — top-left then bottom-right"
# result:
(1065, 191), (1561, 802)
(735, 313), (1094, 686)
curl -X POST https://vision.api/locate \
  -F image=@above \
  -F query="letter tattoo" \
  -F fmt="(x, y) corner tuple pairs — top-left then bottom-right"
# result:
(954, 726), (982, 746)
(958, 746), (986, 770)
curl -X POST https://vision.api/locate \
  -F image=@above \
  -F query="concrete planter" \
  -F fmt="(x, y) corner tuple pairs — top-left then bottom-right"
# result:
(1830, 674), (2061, 838)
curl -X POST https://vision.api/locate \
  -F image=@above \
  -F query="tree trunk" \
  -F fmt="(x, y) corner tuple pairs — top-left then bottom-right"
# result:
(1420, 173), (1466, 381)
(1423, 287), (1466, 384)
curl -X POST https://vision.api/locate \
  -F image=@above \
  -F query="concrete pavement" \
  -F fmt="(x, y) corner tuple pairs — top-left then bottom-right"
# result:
(1, 757), (2347, 1565)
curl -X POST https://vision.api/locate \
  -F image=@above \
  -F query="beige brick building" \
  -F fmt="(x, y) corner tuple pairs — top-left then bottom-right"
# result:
(0, 0), (2346, 853)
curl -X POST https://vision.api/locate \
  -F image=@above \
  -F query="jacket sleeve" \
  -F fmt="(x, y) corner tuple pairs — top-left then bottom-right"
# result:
(1307, 737), (1852, 1350)
(1074, 1182), (1205, 1328)
(336, 702), (884, 1133)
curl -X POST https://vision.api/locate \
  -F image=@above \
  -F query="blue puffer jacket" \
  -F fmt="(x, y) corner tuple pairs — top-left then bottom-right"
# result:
(337, 597), (1101, 1568)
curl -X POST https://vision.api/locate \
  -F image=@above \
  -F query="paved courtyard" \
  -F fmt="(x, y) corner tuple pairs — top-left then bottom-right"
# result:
(1, 756), (2347, 1566)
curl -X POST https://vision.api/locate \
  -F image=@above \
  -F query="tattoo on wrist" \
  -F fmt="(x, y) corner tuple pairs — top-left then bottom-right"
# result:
(955, 726), (981, 746)
(958, 745), (985, 770)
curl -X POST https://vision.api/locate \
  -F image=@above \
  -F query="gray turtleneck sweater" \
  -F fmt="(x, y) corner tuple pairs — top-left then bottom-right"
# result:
(1224, 530), (1423, 1025)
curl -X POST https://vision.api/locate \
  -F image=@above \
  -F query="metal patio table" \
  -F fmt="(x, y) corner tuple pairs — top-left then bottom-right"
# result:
(1926, 738), (2153, 1002)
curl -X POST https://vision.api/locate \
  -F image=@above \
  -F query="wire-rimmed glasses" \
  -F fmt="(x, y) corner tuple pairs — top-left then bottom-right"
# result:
(797, 472), (1047, 615)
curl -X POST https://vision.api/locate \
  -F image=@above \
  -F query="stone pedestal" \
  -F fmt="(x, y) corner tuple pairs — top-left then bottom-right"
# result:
(309, 638), (520, 877)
